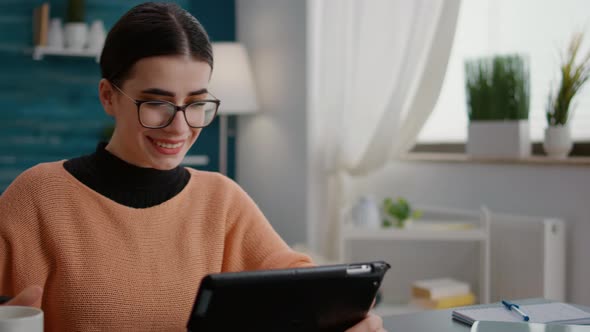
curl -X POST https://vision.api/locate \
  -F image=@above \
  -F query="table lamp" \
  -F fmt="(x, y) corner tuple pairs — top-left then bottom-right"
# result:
(208, 42), (259, 175)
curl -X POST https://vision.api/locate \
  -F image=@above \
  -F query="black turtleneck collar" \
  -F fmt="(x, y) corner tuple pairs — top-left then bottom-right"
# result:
(63, 142), (190, 208)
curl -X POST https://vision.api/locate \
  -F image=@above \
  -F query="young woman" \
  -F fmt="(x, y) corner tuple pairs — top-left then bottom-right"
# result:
(0, 2), (385, 331)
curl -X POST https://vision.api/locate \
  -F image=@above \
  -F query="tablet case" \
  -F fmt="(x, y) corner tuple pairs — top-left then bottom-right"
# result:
(186, 261), (390, 332)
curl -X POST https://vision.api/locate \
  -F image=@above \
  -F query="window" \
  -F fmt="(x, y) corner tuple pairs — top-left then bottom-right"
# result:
(418, 0), (590, 144)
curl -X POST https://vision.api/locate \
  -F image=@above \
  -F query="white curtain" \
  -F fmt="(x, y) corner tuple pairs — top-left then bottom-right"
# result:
(308, 0), (462, 259)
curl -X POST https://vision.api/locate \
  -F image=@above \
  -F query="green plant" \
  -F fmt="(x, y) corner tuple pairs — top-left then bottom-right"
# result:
(66, 0), (85, 23)
(382, 197), (422, 228)
(546, 31), (590, 126)
(465, 54), (530, 121)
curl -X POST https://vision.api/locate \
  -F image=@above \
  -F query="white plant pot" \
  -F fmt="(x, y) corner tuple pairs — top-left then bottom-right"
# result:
(543, 125), (573, 159)
(64, 22), (88, 51)
(401, 218), (414, 229)
(382, 214), (413, 229)
(467, 120), (531, 158)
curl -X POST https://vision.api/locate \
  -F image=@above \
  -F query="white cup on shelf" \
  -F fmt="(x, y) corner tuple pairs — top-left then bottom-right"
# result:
(47, 18), (64, 50)
(0, 306), (43, 332)
(87, 20), (106, 53)
(64, 22), (88, 51)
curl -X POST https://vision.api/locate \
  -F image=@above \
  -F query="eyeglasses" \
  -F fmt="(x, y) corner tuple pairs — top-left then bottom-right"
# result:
(111, 83), (220, 129)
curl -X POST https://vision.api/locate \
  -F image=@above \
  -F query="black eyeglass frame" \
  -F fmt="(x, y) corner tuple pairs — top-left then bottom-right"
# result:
(111, 82), (221, 129)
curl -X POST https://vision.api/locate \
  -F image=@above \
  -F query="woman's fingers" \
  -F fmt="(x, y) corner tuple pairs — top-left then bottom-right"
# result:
(4, 285), (43, 307)
(345, 313), (385, 332)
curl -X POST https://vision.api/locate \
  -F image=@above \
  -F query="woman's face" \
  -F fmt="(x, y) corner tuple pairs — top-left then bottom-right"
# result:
(100, 55), (212, 170)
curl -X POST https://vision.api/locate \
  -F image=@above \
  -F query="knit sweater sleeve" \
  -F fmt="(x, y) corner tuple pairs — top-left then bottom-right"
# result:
(0, 166), (52, 307)
(219, 177), (313, 272)
(0, 229), (9, 297)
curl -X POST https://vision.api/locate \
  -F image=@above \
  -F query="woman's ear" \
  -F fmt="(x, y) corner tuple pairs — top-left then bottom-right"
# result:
(99, 79), (116, 116)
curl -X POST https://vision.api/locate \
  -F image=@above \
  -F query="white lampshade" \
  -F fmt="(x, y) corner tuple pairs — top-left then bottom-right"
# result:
(209, 42), (259, 114)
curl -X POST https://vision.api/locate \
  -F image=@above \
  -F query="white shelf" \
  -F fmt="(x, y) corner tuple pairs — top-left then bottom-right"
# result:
(341, 226), (487, 241)
(30, 46), (100, 62)
(339, 205), (492, 305)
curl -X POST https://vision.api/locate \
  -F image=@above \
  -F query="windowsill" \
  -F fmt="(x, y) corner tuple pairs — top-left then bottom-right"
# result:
(401, 152), (590, 167)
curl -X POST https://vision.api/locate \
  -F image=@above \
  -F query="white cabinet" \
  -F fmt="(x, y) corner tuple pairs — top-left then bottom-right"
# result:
(339, 205), (566, 313)
(339, 205), (492, 307)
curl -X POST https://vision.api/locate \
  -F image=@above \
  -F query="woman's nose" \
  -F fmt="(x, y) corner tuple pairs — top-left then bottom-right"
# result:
(165, 110), (189, 133)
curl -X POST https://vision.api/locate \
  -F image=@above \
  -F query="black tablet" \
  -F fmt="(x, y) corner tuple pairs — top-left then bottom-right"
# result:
(186, 261), (390, 332)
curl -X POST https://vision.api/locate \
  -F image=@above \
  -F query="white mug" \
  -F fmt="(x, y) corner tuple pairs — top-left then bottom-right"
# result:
(64, 22), (88, 50)
(87, 20), (106, 52)
(47, 18), (64, 49)
(0, 306), (43, 332)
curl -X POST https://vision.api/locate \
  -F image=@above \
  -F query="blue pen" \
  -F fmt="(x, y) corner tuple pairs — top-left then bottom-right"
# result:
(502, 300), (530, 322)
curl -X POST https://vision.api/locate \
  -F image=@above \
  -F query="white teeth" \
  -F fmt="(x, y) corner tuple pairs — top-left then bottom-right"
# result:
(154, 140), (183, 149)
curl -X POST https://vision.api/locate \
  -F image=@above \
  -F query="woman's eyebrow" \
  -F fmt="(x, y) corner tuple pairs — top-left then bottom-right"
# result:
(140, 88), (174, 97)
(140, 88), (209, 97)
(187, 88), (208, 96)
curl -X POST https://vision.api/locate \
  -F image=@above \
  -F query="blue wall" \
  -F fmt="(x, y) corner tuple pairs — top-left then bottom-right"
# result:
(0, 0), (236, 192)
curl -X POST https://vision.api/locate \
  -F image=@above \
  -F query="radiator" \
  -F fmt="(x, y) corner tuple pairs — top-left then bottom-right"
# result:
(490, 213), (565, 302)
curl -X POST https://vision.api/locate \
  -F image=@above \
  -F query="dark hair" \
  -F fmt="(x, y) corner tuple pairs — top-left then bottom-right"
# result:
(100, 2), (213, 86)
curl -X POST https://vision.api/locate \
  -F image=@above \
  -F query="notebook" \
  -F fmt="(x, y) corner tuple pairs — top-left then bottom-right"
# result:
(472, 321), (590, 332)
(452, 302), (590, 326)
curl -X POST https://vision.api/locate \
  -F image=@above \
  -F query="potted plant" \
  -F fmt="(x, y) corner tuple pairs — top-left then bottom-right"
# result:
(465, 54), (531, 158)
(382, 197), (422, 229)
(544, 31), (590, 158)
(64, 0), (87, 50)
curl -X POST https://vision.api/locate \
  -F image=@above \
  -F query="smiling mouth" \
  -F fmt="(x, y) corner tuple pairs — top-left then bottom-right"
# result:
(148, 137), (185, 154)
(154, 140), (183, 149)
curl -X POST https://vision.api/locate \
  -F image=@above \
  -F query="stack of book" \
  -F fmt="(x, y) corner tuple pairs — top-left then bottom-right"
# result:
(410, 278), (476, 309)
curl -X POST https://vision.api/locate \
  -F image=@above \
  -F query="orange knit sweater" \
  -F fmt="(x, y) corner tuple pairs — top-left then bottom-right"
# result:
(0, 161), (312, 331)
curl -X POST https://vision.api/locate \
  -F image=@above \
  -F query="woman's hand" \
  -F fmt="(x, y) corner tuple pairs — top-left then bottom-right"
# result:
(2, 285), (43, 307)
(345, 313), (387, 332)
